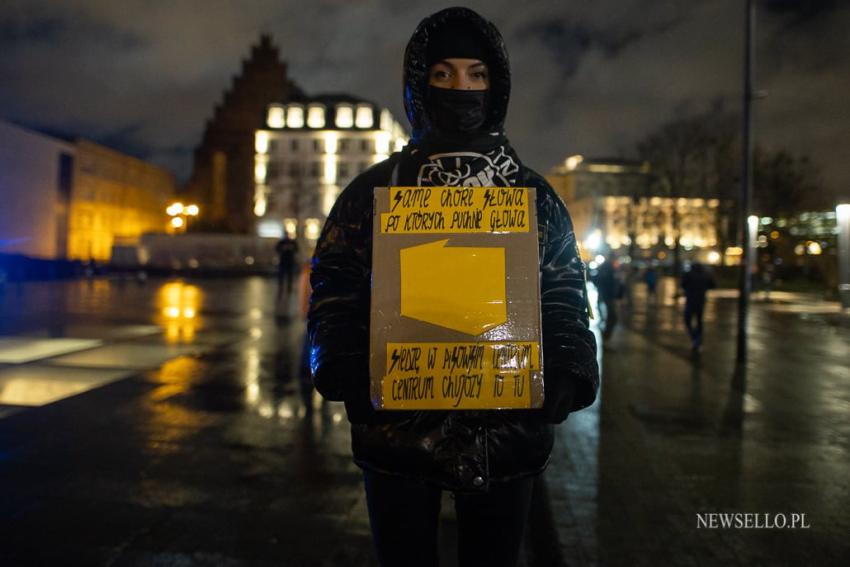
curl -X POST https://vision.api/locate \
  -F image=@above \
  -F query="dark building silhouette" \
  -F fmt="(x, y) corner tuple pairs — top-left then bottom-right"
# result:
(186, 35), (304, 233)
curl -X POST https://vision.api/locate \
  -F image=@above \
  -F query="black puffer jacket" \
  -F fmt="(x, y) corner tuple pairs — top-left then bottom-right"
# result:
(308, 7), (598, 492)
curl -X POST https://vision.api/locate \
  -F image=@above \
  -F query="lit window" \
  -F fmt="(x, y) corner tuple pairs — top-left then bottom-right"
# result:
(374, 132), (391, 155)
(305, 218), (321, 240)
(254, 155), (268, 183)
(267, 105), (285, 128)
(287, 105), (304, 128)
(323, 132), (338, 155)
(307, 104), (326, 128)
(323, 154), (337, 184)
(355, 105), (374, 128)
(380, 109), (393, 132)
(336, 104), (354, 128)
(255, 131), (270, 154)
(257, 220), (283, 239)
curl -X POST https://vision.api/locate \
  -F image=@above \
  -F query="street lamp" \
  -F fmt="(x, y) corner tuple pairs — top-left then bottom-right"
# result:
(837, 203), (850, 309)
(167, 202), (199, 233)
(747, 215), (759, 283)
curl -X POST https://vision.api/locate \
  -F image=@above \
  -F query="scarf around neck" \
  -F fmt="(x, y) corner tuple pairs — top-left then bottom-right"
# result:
(396, 130), (524, 188)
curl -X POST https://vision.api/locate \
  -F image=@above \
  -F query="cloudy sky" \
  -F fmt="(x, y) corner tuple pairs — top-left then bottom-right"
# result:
(1, 0), (847, 200)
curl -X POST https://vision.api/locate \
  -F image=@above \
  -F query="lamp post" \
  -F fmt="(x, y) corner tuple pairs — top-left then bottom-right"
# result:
(837, 203), (850, 309)
(748, 214), (759, 285)
(167, 202), (200, 234)
(736, 0), (756, 367)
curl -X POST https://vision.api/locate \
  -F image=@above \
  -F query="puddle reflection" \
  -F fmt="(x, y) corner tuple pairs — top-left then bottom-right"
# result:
(156, 281), (203, 344)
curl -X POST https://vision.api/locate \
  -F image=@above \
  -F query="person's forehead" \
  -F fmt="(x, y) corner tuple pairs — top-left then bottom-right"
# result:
(430, 58), (487, 68)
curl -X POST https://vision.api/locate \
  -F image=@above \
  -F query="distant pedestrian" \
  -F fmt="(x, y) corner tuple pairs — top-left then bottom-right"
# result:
(275, 235), (298, 299)
(760, 260), (775, 302)
(644, 266), (658, 301)
(680, 262), (716, 352)
(593, 256), (620, 340)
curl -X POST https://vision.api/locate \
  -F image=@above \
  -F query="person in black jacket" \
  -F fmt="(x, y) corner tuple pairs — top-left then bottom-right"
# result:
(308, 7), (599, 567)
(681, 261), (716, 352)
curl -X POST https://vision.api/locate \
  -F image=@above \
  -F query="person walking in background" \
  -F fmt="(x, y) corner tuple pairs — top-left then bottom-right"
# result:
(593, 256), (620, 340)
(275, 234), (298, 299)
(681, 261), (716, 353)
(644, 265), (658, 302)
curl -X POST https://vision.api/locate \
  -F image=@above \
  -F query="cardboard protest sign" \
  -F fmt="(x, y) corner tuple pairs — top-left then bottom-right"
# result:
(370, 186), (543, 410)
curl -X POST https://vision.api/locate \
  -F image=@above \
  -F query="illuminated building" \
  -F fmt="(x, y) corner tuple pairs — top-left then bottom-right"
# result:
(253, 95), (407, 243)
(1, 120), (174, 263)
(68, 140), (175, 261)
(186, 35), (304, 234)
(547, 155), (721, 264)
(0, 120), (74, 260)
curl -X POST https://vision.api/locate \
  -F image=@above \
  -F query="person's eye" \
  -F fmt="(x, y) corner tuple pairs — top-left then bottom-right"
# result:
(433, 70), (450, 80)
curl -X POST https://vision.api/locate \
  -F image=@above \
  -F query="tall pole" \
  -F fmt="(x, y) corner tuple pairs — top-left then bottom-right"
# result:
(736, 0), (756, 366)
(838, 203), (850, 309)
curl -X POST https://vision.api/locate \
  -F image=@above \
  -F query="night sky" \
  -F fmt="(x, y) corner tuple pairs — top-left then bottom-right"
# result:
(1, 0), (847, 202)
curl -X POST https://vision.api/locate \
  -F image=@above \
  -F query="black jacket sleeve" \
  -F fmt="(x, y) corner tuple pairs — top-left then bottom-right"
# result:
(307, 159), (397, 420)
(527, 169), (600, 422)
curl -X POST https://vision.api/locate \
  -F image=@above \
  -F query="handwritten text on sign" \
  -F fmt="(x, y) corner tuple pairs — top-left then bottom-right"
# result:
(382, 341), (540, 409)
(380, 187), (530, 234)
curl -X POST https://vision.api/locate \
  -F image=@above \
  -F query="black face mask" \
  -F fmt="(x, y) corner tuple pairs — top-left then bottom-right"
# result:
(426, 86), (488, 134)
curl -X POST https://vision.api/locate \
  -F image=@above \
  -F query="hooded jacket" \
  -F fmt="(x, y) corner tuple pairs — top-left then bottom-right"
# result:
(308, 7), (599, 492)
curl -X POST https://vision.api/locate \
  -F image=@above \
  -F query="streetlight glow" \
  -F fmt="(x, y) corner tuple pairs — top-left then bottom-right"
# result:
(171, 217), (184, 228)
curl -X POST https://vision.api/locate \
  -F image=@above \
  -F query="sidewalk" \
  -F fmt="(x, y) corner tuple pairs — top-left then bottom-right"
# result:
(539, 284), (848, 566)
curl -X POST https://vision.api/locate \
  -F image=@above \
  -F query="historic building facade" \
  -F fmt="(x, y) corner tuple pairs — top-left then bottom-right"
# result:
(253, 95), (407, 244)
(68, 140), (175, 261)
(547, 155), (721, 263)
(186, 35), (304, 234)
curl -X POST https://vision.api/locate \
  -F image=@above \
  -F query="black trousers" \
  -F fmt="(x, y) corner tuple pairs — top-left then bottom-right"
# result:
(363, 469), (535, 567)
(684, 300), (706, 344)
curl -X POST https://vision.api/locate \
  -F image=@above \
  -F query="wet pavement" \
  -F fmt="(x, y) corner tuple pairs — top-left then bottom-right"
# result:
(0, 276), (848, 566)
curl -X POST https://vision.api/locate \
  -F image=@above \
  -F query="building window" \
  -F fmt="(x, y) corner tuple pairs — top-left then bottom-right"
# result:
(338, 162), (349, 178)
(355, 105), (374, 128)
(269, 140), (278, 152)
(307, 104), (326, 128)
(266, 162), (279, 181)
(310, 162), (321, 177)
(339, 138), (350, 153)
(289, 162), (301, 177)
(360, 139), (371, 152)
(267, 104), (285, 128)
(335, 104), (354, 128)
(290, 139), (299, 151)
(287, 105), (304, 128)
(313, 139), (322, 152)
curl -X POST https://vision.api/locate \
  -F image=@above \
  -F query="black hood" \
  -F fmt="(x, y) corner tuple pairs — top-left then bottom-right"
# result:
(403, 7), (511, 142)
